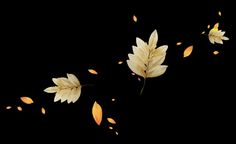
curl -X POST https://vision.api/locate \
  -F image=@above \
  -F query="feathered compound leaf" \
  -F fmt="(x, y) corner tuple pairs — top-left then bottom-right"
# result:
(127, 29), (168, 78)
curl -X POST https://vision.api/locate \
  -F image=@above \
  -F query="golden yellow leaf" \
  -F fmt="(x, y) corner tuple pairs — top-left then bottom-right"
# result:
(92, 101), (103, 126)
(176, 42), (182, 46)
(88, 69), (98, 75)
(118, 61), (123, 64)
(201, 31), (205, 34)
(207, 24), (210, 29)
(213, 23), (219, 30)
(41, 107), (46, 115)
(213, 51), (219, 55)
(183, 45), (193, 58)
(20, 96), (34, 104)
(17, 106), (22, 111)
(6, 106), (12, 109)
(218, 11), (221, 16)
(133, 15), (137, 22)
(109, 126), (113, 130)
(107, 118), (116, 124)
(112, 98), (115, 102)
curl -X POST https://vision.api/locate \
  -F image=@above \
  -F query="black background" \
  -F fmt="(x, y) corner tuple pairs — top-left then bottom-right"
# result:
(0, 1), (235, 143)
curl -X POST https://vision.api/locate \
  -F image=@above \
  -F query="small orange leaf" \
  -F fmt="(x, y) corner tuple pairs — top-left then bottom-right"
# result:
(183, 45), (193, 58)
(88, 69), (98, 75)
(213, 51), (219, 55)
(118, 61), (123, 64)
(41, 107), (46, 115)
(213, 23), (219, 30)
(20, 96), (34, 104)
(133, 15), (137, 22)
(176, 42), (182, 46)
(218, 11), (221, 16)
(92, 101), (103, 126)
(17, 106), (22, 111)
(6, 106), (12, 109)
(207, 24), (210, 29)
(107, 118), (116, 124)
(109, 126), (113, 130)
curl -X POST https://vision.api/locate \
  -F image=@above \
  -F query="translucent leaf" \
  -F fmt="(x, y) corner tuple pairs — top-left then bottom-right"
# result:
(133, 15), (137, 22)
(107, 118), (116, 124)
(176, 42), (182, 46)
(115, 131), (119, 135)
(88, 69), (98, 75)
(20, 97), (34, 104)
(92, 101), (103, 126)
(201, 31), (205, 34)
(17, 106), (22, 111)
(109, 126), (113, 130)
(213, 51), (219, 55)
(218, 11), (221, 16)
(183, 45), (193, 58)
(131, 72), (135, 75)
(118, 61), (123, 64)
(112, 98), (115, 102)
(41, 107), (46, 115)
(6, 106), (12, 109)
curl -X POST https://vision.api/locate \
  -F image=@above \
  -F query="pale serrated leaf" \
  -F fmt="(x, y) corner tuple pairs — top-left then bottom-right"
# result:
(146, 65), (168, 78)
(67, 73), (80, 86)
(72, 87), (81, 103)
(44, 86), (58, 93)
(148, 30), (158, 49)
(148, 54), (166, 68)
(127, 60), (145, 77)
(128, 54), (146, 70)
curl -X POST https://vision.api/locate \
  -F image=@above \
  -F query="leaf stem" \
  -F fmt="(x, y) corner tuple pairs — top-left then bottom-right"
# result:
(140, 78), (146, 95)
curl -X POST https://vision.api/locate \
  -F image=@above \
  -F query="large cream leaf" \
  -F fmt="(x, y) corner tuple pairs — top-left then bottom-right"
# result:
(92, 101), (103, 126)
(44, 73), (82, 103)
(127, 29), (168, 78)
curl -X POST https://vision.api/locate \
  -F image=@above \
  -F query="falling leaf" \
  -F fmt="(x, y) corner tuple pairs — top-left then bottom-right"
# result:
(107, 118), (116, 124)
(118, 61), (123, 64)
(6, 106), (12, 109)
(218, 11), (221, 16)
(109, 126), (113, 130)
(201, 31), (205, 34)
(17, 106), (22, 111)
(213, 23), (219, 29)
(127, 29), (168, 78)
(183, 45), (193, 58)
(88, 69), (98, 75)
(115, 131), (119, 135)
(208, 23), (229, 44)
(137, 77), (141, 81)
(20, 96), (34, 104)
(213, 51), (219, 55)
(176, 42), (182, 46)
(133, 15), (137, 22)
(92, 101), (103, 126)
(112, 98), (115, 102)
(131, 72), (135, 76)
(44, 73), (82, 103)
(207, 24), (210, 29)
(41, 107), (46, 114)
